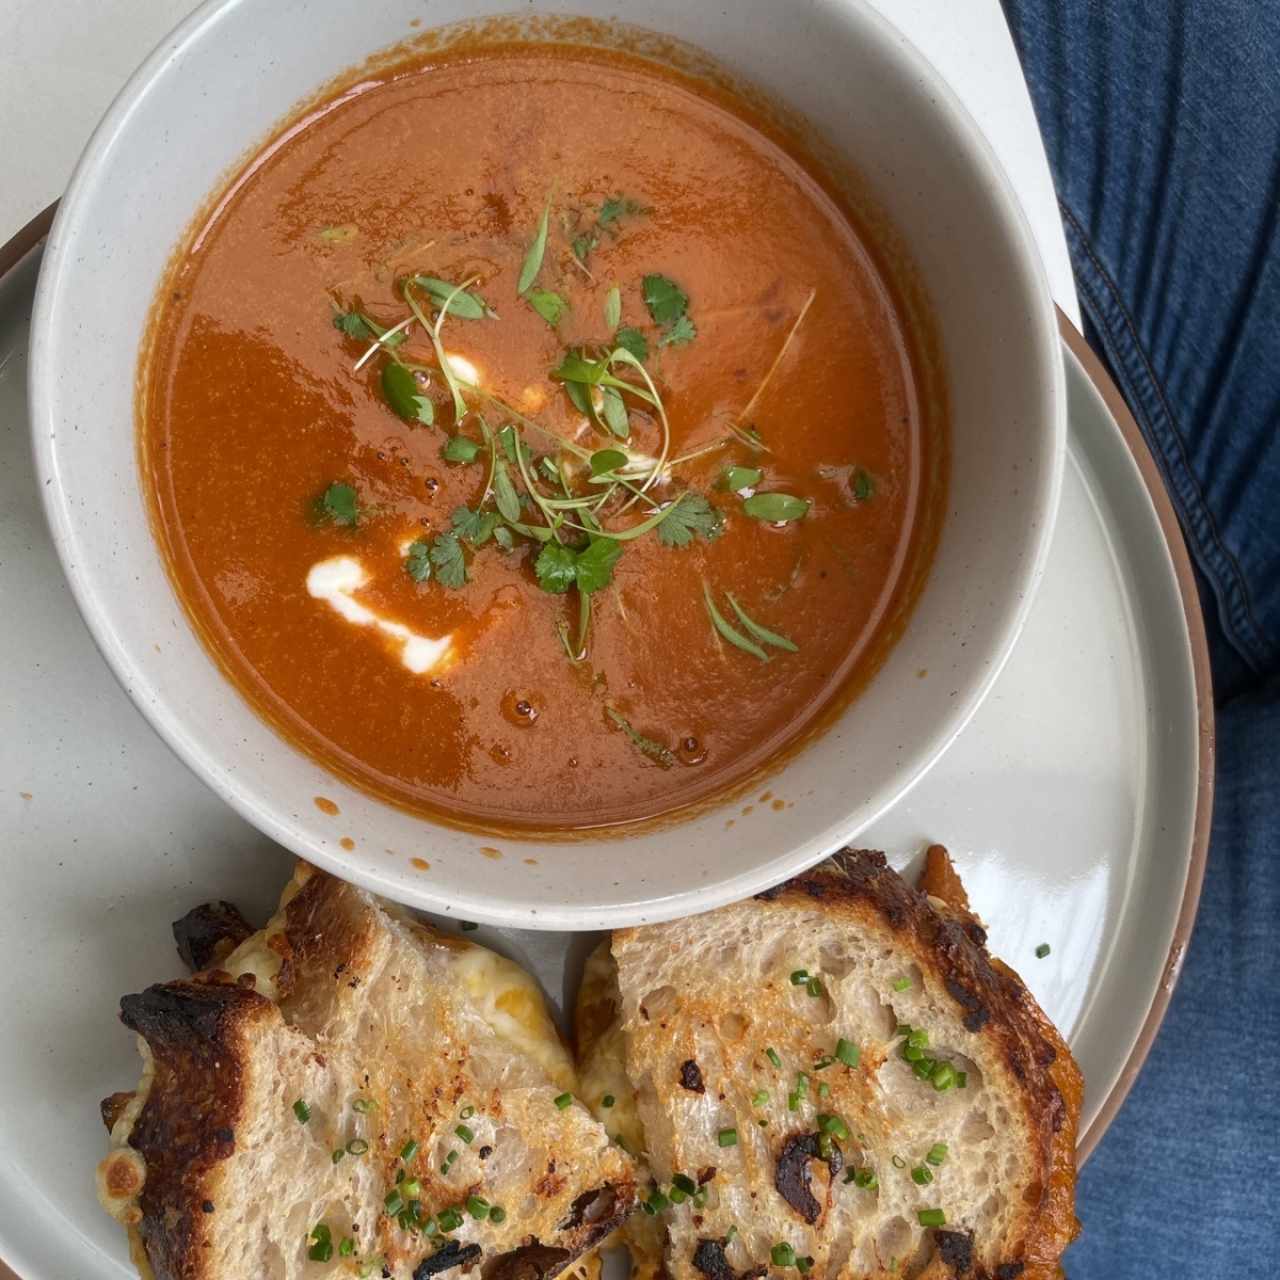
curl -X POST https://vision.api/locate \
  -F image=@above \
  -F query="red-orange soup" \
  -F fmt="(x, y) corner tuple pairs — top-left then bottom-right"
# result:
(142, 41), (942, 832)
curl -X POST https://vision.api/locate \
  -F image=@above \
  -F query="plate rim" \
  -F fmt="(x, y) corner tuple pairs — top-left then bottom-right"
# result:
(1057, 311), (1214, 1160)
(0, 216), (1213, 1280)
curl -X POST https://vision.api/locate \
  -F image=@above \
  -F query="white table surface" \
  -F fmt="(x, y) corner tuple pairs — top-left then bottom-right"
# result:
(0, 0), (1078, 321)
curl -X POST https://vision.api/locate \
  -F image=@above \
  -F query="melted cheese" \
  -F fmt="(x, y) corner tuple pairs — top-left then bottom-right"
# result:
(454, 946), (577, 1092)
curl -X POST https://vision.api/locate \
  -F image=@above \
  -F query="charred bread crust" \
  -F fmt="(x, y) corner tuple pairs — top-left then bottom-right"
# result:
(171, 902), (255, 972)
(117, 980), (270, 1280)
(757, 848), (1081, 1277)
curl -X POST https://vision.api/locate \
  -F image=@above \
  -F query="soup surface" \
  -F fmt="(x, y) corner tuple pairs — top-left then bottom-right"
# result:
(143, 41), (940, 831)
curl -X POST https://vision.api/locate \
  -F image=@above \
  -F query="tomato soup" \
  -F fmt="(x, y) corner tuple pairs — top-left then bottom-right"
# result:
(141, 41), (942, 832)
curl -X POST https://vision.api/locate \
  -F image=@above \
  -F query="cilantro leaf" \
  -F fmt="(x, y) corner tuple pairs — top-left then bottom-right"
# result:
(382, 361), (434, 426)
(723, 466), (763, 493)
(599, 196), (644, 227)
(852, 467), (876, 502)
(319, 482), (359, 528)
(442, 434), (482, 464)
(429, 532), (468, 588)
(605, 707), (675, 768)
(614, 327), (649, 362)
(642, 274), (689, 328)
(404, 539), (432, 582)
(658, 313), (697, 347)
(493, 525), (515, 551)
(333, 310), (373, 339)
(451, 505), (497, 545)
(333, 309), (405, 347)
(527, 288), (568, 326)
(574, 538), (623, 593)
(535, 543), (579, 594)
(656, 493), (723, 548)
(411, 276), (489, 320)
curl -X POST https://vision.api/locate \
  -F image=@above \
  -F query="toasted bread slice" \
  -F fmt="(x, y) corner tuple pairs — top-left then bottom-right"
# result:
(98, 864), (637, 1280)
(578, 848), (1080, 1280)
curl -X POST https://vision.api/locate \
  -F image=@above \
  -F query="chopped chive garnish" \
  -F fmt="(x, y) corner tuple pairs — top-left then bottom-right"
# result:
(806, 976), (825, 998)
(911, 1165), (933, 1186)
(904, 1044), (924, 1063)
(931, 1062), (957, 1092)
(692, 1188), (709, 1207)
(339, 1237), (355, 1257)
(752, 1089), (770, 1107)
(835, 1038), (860, 1068)
(907, 1028), (929, 1049)
(771, 1244), (797, 1268)
(352, 1097), (374, 1114)
(401, 1139), (419, 1162)
(1036, 943), (1051, 958)
(717, 1128), (739, 1148)
(796, 1258), (812, 1275)
(293, 1099), (311, 1123)
(308, 1223), (333, 1262)
(790, 969), (809, 985)
(384, 1190), (404, 1216)
(913, 1057), (936, 1080)
(850, 1167), (878, 1189)
(672, 1173), (698, 1195)
(438, 1207), (463, 1232)
(892, 1154), (906, 1169)
(423, 1216), (439, 1237)
(467, 1196), (491, 1220)
(817, 1082), (830, 1098)
(346, 1138), (369, 1155)
(602, 1094), (616, 1108)
(725, 1225), (739, 1243)
(818, 1132), (834, 1159)
(332, 1148), (345, 1164)
(459, 1105), (475, 1119)
(812, 1055), (835, 1070)
(646, 1189), (670, 1213)
(554, 1092), (573, 1110)
(401, 1179), (422, 1200)
(490, 1206), (507, 1225)
(766, 1048), (782, 1069)
(892, 976), (912, 991)
(796, 1073), (809, 1099)
(788, 1091), (800, 1112)
(956, 1071), (969, 1089)
(817, 1114), (850, 1140)
(926, 1143), (949, 1166)
(456, 1124), (475, 1144)
(918, 1209), (946, 1228)
(669, 1187), (688, 1204)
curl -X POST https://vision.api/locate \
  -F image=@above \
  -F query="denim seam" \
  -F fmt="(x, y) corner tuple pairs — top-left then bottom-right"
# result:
(1058, 199), (1272, 674)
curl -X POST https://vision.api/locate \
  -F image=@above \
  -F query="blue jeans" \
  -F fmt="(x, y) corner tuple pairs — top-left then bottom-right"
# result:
(1002, 1), (1280, 1272)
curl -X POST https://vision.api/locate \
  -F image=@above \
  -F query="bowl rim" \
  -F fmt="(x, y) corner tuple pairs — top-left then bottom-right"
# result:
(27, 0), (1066, 929)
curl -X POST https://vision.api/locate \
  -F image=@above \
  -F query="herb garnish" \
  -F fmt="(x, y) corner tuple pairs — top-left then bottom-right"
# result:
(382, 361), (434, 426)
(333, 309), (406, 347)
(642, 273), (697, 346)
(606, 708), (676, 768)
(527, 288), (568, 327)
(614, 326), (649, 361)
(318, 481), (360, 527)
(572, 195), (645, 266)
(429, 532), (468, 588)
(519, 196), (552, 295)
(704, 585), (768, 661)
(742, 492), (810, 523)
(727, 593), (798, 652)
(655, 493), (723, 547)
(405, 539), (432, 583)
(604, 285), (622, 331)
(411, 276), (491, 320)
(443, 434), (482, 464)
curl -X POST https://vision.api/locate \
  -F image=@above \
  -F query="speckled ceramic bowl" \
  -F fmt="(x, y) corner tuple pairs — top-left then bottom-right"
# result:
(29, 0), (1064, 928)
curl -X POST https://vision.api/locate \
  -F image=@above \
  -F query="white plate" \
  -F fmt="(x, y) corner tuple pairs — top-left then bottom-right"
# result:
(0, 225), (1208, 1280)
